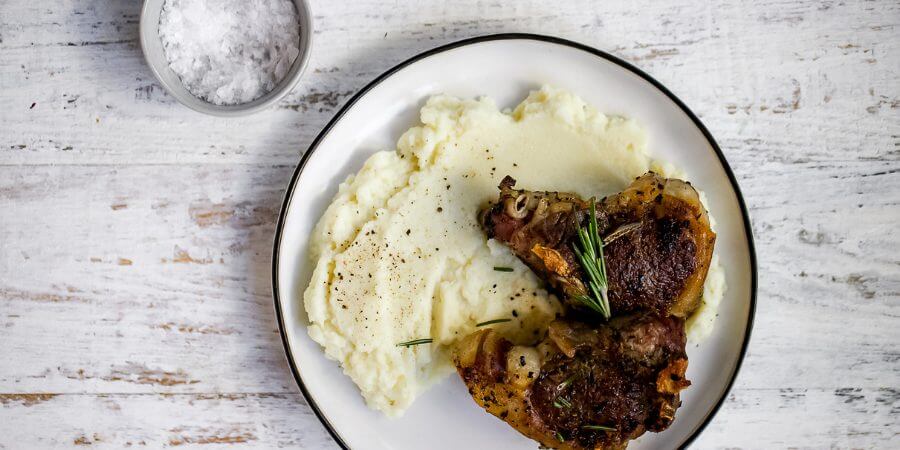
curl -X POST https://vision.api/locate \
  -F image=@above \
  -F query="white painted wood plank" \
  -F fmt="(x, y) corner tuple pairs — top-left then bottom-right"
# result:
(1, 0), (896, 166)
(0, 387), (895, 449)
(0, 393), (337, 449)
(694, 387), (900, 449)
(1, 163), (896, 392)
(1, 164), (297, 394)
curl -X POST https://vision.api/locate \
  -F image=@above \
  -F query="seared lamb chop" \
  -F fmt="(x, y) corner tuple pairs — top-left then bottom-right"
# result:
(453, 314), (690, 450)
(480, 172), (715, 318)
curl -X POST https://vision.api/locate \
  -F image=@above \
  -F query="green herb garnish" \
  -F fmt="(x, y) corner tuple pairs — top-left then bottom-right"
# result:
(572, 200), (612, 319)
(553, 397), (572, 409)
(476, 318), (511, 327)
(493, 266), (514, 272)
(396, 338), (433, 347)
(555, 432), (565, 442)
(582, 424), (616, 431)
(559, 374), (577, 390)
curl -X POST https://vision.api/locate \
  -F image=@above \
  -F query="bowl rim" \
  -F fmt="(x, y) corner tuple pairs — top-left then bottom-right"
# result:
(138, 0), (314, 117)
(271, 33), (758, 449)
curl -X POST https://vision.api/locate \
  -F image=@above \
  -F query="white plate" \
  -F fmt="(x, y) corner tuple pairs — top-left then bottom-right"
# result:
(273, 34), (756, 450)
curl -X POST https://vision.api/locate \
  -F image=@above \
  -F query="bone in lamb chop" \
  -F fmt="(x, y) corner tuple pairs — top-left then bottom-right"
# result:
(455, 172), (715, 449)
(453, 314), (691, 450)
(479, 172), (716, 318)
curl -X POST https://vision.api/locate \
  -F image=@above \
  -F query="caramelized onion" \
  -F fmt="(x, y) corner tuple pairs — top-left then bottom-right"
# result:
(603, 221), (642, 245)
(527, 198), (549, 226)
(504, 193), (529, 219)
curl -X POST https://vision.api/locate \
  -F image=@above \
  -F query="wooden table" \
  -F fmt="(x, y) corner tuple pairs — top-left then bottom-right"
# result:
(1, 1), (897, 448)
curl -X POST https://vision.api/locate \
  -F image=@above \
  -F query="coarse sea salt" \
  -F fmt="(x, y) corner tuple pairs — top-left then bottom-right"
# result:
(158, 0), (301, 106)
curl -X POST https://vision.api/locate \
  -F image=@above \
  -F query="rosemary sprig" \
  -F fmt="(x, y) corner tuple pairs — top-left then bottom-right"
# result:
(476, 318), (511, 327)
(572, 200), (612, 319)
(582, 424), (616, 432)
(493, 266), (514, 272)
(555, 432), (565, 442)
(553, 397), (572, 409)
(396, 338), (433, 347)
(558, 374), (577, 390)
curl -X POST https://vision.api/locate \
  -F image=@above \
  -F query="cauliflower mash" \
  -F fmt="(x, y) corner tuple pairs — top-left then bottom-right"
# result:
(303, 86), (725, 416)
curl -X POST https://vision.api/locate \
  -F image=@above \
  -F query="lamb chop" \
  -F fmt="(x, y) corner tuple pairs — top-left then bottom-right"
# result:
(453, 314), (690, 450)
(479, 172), (715, 318)
(456, 172), (714, 448)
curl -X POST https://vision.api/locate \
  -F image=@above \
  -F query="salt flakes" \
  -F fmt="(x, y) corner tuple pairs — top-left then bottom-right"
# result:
(158, 0), (301, 106)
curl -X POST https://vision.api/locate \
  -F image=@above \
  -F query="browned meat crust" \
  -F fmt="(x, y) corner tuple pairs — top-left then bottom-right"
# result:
(453, 315), (690, 450)
(480, 172), (716, 318)
(480, 176), (590, 302)
(598, 173), (716, 317)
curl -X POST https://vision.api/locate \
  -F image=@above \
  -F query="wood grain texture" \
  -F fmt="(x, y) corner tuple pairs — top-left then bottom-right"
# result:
(1, 0), (898, 448)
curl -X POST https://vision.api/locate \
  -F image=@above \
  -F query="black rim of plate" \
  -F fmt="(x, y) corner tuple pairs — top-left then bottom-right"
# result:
(271, 32), (757, 450)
